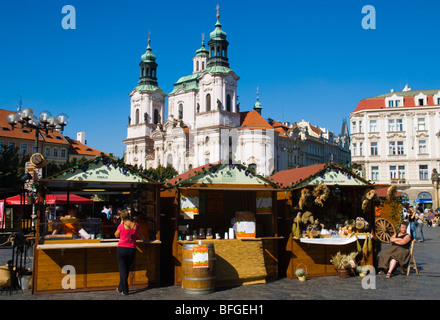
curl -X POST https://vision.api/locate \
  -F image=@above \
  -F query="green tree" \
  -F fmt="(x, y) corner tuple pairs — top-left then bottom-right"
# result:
(0, 146), (30, 193)
(145, 164), (178, 182)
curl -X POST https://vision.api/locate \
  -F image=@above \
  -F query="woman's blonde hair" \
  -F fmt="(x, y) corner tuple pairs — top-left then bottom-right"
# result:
(119, 209), (131, 221)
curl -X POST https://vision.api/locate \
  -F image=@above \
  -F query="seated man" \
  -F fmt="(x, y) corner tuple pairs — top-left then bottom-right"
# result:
(378, 222), (412, 278)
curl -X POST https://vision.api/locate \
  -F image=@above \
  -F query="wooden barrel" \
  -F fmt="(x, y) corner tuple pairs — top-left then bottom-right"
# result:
(182, 243), (216, 294)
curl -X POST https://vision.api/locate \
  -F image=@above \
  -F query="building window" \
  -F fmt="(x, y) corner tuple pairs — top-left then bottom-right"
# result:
(389, 141), (396, 155)
(398, 165), (406, 179)
(419, 165), (429, 180)
(417, 118), (425, 131)
(388, 119), (395, 132)
(61, 148), (67, 158)
(9, 142), (15, 149)
(418, 99), (424, 106)
(359, 142), (363, 156)
(369, 120), (377, 132)
(154, 109), (159, 125)
(226, 94), (232, 112)
(206, 94), (211, 112)
(0, 142), (3, 151)
(352, 121), (357, 133)
(390, 165), (397, 179)
(21, 144), (27, 154)
(45, 147), (51, 157)
(178, 104), (183, 120)
(371, 166), (379, 181)
(53, 147), (59, 158)
(396, 119), (403, 131)
(418, 140), (427, 154)
(352, 143), (357, 156)
(388, 100), (394, 108)
(358, 120), (362, 133)
(397, 141), (404, 155)
(135, 109), (140, 125)
(370, 142), (378, 156)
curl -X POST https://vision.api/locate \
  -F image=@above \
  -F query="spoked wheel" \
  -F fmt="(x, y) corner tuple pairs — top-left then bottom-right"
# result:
(375, 218), (396, 243)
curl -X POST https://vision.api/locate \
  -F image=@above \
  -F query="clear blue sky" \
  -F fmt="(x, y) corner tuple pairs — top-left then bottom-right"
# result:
(1, 0), (439, 158)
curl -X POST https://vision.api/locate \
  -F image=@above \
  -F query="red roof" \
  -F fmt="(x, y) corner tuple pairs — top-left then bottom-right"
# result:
(0, 109), (69, 145)
(269, 163), (327, 187)
(240, 110), (273, 128)
(374, 186), (404, 198)
(65, 136), (108, 157)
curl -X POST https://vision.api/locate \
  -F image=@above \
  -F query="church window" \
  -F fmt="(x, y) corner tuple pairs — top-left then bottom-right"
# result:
(226, 94), (232, 112)
(154, 109), (159, 125)
(196, 61), (199, 71)
(135, 109), (140, 125)
(202, 62), (205, 69)
(178, 104), (183, 119)
(206, 94), (211, 112)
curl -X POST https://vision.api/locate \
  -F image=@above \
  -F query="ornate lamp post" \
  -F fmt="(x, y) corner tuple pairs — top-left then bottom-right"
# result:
(6, 108), (69, 230)
(7, 108), (69, 153)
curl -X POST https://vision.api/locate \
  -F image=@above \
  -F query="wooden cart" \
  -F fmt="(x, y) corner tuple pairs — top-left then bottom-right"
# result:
(373, 186), (404, 243)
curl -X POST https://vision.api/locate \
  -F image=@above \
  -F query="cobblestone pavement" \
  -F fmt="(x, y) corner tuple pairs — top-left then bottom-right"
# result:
(1, 226), (439, 302)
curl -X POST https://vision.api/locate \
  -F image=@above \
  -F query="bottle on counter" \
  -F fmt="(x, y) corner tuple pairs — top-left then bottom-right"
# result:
(206, 228), (213, 240)
(198, 228), (206, 239)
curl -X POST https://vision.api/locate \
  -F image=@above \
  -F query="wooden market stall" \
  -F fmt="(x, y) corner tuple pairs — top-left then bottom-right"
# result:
(161, 162), (282, 289)
(271, 163), (378, 279)
(32, 155), (161, 294)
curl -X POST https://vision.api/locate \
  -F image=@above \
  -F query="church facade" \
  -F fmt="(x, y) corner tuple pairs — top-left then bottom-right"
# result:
(123, 8), (350, 177)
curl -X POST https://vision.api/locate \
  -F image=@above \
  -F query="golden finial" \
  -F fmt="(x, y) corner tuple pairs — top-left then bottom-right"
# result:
(148, 30), (151, 44)
(216, 3), (220, 18)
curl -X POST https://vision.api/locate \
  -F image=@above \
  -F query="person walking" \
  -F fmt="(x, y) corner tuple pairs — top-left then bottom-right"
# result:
(114, 209), (145, 295)
(415, 208), (425, 242)
(408, 206), (417, 240)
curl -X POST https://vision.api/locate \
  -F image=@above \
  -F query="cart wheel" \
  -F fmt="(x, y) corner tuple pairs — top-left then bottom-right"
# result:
(375, 218), (396, 243)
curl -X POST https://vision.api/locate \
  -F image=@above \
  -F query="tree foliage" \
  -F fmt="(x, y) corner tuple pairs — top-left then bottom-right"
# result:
(0, 146), (30, 193)
(145, 164), (178, 182)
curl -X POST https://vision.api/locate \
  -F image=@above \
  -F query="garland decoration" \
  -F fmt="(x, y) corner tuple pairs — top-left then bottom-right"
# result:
(313, 184), (330, 207)
(299, 188), (311, 210)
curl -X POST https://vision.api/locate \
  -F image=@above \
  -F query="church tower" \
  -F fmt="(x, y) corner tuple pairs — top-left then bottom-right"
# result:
(196, 5), (240, 128)
(124, 32), (166, 169)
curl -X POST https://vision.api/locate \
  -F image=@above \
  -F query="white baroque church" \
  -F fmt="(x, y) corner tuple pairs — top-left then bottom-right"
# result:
(124, 8), (350, 177)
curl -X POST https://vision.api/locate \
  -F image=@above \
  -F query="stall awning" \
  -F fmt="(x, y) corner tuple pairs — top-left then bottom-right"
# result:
(5, 194), (93, 205)
(269, 162), (371, 188)
(164, 162), (280, 191)
(39, 154), (160, 191)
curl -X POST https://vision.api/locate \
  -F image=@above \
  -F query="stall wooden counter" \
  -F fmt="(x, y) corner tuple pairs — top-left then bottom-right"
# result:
(32, 155), (162, 294)
(162, 162), (284, 288)
(175, 237), (282, 287)
(271, 163), (378, 278)
(34, 239), (161, 294)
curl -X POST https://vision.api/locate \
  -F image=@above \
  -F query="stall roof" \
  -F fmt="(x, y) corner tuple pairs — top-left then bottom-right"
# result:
(165, 162), (280, 191)
(39, 154), (160, 191)
(270, 163), (372, 188)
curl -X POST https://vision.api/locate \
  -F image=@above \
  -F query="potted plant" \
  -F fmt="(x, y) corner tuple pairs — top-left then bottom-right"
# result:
(330, 251), (358, 278)
(295, 268), (307, 282)
(356, 265), (368, 278)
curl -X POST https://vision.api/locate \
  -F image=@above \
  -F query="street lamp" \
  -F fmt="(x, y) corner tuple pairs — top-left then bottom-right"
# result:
(7, 108), (69, 153)
(6, 107), (69, 231)
(432, 169), (440, 211)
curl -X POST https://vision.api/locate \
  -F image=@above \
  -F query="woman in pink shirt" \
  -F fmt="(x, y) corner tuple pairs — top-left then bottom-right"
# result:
(114, 209), (145, 295)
